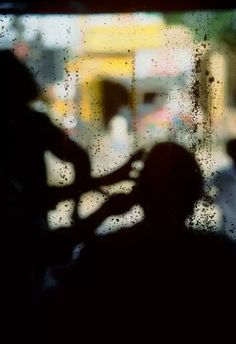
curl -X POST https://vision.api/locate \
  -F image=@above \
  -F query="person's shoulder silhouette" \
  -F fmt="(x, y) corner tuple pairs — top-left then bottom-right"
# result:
(1, 50), (94, 297)
(51, 141), (236, 344)
(1, 49), (91, 223)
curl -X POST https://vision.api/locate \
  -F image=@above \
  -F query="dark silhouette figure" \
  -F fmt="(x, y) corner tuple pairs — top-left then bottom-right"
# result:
(0, 49), (93, 342)
(0, 50), (141, 342)
(0, 50), (92, 290)
(46, 142), (236, 343)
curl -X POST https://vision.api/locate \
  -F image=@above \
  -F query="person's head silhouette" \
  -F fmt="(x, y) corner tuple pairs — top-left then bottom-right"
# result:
(0, 49), (39, 110)
(137, 142), (203, 226)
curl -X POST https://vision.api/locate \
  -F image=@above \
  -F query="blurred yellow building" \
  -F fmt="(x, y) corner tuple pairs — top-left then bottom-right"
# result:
(51, 13), (226, 138)
(53, 13), (166, 123)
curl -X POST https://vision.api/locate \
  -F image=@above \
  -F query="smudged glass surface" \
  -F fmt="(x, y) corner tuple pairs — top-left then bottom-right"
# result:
(1, 11), (236, 234)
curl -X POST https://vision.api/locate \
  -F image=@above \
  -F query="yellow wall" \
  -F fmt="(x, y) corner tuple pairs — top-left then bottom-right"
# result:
(82, 23), (166, 53)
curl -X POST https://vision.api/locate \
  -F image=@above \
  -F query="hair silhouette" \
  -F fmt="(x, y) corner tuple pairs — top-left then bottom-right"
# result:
(0, 49), (39, 108)
(137, 142), (203, 224)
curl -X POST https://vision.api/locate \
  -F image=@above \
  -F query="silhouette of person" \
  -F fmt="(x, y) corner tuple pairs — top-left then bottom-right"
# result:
(46, 142), (236, 344)
(0, 49), (91, 341)
(210, 138), (236, 240)
(0, 50), (142, 342)
(0, 49), (91, 285)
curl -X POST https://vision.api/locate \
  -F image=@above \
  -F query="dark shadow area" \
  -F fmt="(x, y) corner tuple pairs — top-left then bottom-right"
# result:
(45, 142), (236, 343)
(0, 50), (140, 342)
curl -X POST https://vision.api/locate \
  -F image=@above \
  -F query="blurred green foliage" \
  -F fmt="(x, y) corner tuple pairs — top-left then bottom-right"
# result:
(164, 10), (236, 47)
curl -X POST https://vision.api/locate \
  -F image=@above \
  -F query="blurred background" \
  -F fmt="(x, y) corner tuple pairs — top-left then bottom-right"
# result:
(1, 7), (236, 229)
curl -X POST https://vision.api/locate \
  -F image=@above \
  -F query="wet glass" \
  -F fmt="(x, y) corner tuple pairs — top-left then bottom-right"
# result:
(1, 10), (236, 233)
